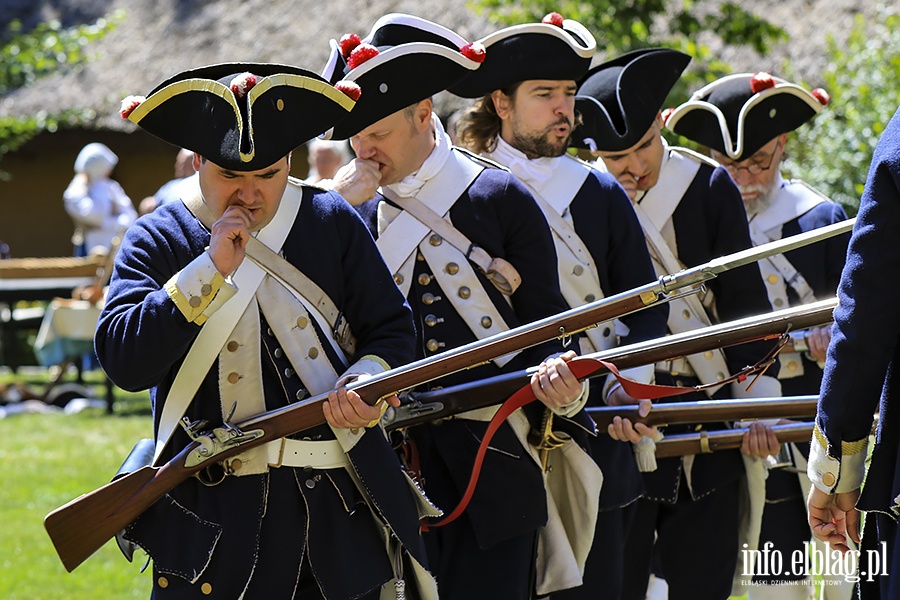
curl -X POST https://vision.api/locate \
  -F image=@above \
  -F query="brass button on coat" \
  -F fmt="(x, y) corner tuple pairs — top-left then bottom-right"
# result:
(424, 314), (443, 327)
(226, 340), (239, 352)
(296, 316), (308, 329)
(189, 296), (202, 308)
(446, 262), (459, 275)
(418, 273), (432, 286)
(426, 339), (444, 352)
(274, 348), (283, 359)
(201, 582), (213, 595)
(394, 274), (404, 285)
(296, 388), (308, 400)
(822, 472), (836, 487)
(481, 316), (492, 329)
(308, 348), (319, 359)
(227, 372), (240, 384)
(458, 286), (471, 299)
(158, 577), (169, 588)
(767, 274), (779, 284)
(774, 298), (784, 307)
(573, 265), (584, 276)
(422, 293), (441, 305)
(416, 251), (425, 261)
(682, 309), (691, 320)
(200, 283), (212, 296)
(429, 234), (442, 246)
(584, 294), (595, 303)
(284, 368), (294, 378)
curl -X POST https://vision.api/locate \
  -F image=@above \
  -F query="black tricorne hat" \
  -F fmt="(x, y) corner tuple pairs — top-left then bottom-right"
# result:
(447, 14), (596, 99)
(121, 63), (357, 171)
(665, 73), (828, 160)
(572, 48), (691, 152)
(320, 14), (483, 140)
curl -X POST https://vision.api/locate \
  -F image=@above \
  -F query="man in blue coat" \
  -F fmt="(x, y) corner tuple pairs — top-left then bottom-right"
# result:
(98, 63), (435, 599)
(450, 13), (668, 599)
(322, 14), (588, 599)
(668, 72), (851, 600)
(574, 48), (783, 600)
(807, 107), (900, 599)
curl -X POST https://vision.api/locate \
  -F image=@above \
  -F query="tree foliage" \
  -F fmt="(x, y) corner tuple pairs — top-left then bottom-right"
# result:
(782, 6), (900, 214)
(0, 16), (116, 169)
(470, 0), (787, 96)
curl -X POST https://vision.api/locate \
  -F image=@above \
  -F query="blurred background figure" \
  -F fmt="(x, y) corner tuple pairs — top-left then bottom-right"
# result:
(139, 147), (196, 215)
(63, 142), (137, 256)
(304, 138), (352, 184)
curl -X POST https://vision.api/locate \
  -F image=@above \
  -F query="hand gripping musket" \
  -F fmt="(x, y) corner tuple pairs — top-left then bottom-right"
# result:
(43, 219), (852, 573)
(653, 422), (815, 459)
(383, 298), (836, 431)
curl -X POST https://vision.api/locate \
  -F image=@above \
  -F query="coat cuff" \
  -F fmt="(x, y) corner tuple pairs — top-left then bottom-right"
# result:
(163, 251), (236, 325)
(807, 423), (868, 494)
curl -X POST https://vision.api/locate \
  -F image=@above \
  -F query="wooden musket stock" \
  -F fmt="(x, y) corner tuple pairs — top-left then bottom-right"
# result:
(44, 221), (852, 572)
(653, 422), (815, 459)
(384, 299), (836, 430)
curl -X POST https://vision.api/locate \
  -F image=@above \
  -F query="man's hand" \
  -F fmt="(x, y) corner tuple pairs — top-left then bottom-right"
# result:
(808, 485), (861, 554)
(531, 350), (582, 410)
(806, 325), (832, 363)
(607, 392), (659, 444)
(208, 205), (252, 276)
(741, 421), (781, 459)
(332, 158), (382, 206)
(323, 386), (401, 430)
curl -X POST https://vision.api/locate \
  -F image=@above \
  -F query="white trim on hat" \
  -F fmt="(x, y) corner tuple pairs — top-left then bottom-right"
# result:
(475, 19), (596, 59)
(364, 13), (469, 49)
(667, 73), (824, 160)
(344, 42), (481, 83)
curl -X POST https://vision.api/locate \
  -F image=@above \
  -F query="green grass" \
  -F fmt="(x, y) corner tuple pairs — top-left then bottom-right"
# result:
(0, 370), (152, 598)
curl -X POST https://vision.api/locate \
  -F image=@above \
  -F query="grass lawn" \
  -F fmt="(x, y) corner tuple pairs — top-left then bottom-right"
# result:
(0, 369), (152, 599)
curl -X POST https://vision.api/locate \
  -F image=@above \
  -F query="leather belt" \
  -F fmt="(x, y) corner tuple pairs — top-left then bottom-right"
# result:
(266, 438), (349, 469)
(655, 357), (696, 378)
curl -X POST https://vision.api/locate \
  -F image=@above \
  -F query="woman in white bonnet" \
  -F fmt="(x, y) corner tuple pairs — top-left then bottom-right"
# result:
(64, 142), (137, 256)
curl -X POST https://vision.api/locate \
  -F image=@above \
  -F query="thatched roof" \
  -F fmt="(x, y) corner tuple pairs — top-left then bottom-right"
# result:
(0, 0), (881, 133)
(0, 0), (495, 131)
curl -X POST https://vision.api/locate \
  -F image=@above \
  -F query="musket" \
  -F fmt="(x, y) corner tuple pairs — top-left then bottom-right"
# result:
(44, 219), (851, 573)
(653, 422), (814, 459)
(384, 298), (836, 430)
(587, 395), (817, 429)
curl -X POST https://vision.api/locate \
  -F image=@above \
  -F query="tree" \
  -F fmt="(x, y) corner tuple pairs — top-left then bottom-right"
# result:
(782, 5), (900, 215)
(470, 0), (787, 96)
(0, 16), (116, 177)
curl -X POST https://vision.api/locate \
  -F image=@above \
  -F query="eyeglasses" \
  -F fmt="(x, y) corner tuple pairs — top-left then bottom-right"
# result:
(720, 140), (782, 176)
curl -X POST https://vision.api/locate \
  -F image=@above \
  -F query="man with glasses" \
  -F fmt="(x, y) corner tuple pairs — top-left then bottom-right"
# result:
(573, 50), (782, 600)
(667, 72), (852, 600)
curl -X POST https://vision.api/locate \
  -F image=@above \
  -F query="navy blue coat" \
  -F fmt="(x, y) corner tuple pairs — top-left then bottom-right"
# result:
(818, 108), (900, 515)
(568, 169), (669, 510)
(96, 186), (426, 599)
(643, 162), (776, 502)
(357, 166), (577, 549)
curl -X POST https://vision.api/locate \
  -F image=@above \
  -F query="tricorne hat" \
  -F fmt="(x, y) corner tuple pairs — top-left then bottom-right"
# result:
(572, 48), (691, 152)
(664, 72), (830, 160)
(120, 63), (358, 171)
(447, 12), (596, 99)
(320, 13), (484, 140)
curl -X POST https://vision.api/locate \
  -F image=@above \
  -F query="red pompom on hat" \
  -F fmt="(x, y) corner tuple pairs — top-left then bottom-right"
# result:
(460, 42), (486, 63)
(347, 43), (379, 70)
(119, 95), (145, 119)
(542, 12), (565, 27)
(230, 72), (258, 98)
(339, 33), (362, 59)
(811, 87), (830, 106)
(335, 80), (362, 101)
(749, 72), (776, 94)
